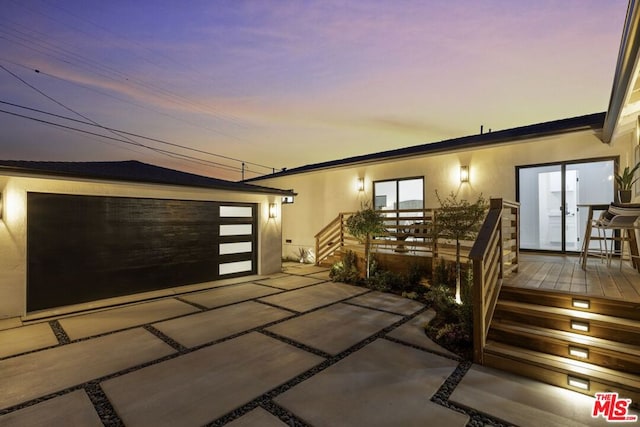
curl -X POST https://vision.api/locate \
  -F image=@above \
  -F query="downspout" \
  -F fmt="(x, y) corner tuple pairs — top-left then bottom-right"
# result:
(602, 0), (640, 144)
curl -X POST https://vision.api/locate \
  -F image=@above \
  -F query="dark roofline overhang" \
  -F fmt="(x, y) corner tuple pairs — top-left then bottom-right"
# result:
(246, 112), (605, 181)
(602, 0), (640, 143)
(0, 164), (296, 196)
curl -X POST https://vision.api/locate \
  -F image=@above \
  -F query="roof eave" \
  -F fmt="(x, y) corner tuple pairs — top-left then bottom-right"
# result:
(0, 164), (295, 196)
(247, 112), (605, 181)
(602, 0), (640, 143)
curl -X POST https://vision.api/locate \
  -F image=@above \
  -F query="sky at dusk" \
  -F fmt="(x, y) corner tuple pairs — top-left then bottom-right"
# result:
(0, 0), (630, 180)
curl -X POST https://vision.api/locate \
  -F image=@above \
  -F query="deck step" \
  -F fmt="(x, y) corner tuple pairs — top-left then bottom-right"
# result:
(494, 300), (640, 345)
(484, 341), (640, 402)
(499, 286), (640, 320)
(488, 322), (640, 373)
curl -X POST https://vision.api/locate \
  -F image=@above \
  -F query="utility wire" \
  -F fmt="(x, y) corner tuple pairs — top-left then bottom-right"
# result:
(1, 13), (249, 128)
(0, 108), (252, 175)
(0, 57), (259, 144)
(0, 98), (278, 172)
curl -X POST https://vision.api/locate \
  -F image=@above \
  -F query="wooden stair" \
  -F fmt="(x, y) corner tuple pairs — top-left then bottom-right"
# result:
(484, 286), (640, 403)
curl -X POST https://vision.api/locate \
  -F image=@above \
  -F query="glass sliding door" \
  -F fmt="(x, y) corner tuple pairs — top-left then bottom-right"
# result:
(518, 159), (614, 252)
(519, 165), (563, 250)
(569, 161), (615, 253)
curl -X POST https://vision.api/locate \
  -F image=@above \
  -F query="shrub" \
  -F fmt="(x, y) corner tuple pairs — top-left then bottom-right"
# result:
(432, 258), (456, 288)
(329, 250), (360, 284)
(366, 269), (403, 292)
(424, 269), (474, 359)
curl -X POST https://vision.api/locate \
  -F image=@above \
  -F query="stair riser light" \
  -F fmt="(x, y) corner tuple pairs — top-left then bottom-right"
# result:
(572, 299), (590, 309)
(570, 320), (590, 332)
(568, 346), (589, 359)
(567, 376), (590, 390)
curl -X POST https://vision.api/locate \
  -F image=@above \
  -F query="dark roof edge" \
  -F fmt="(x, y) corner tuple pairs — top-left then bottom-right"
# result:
(246, 112), (605, 181)
(602, 0), (640, 143)
(0, 162), (295, 196)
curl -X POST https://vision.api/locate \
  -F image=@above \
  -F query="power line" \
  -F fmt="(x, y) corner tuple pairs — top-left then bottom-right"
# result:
(0, 108), (253, 175)
(0, 57), (258, 143)
(1, 12), (250, 129)
(0, 99), (278, 172)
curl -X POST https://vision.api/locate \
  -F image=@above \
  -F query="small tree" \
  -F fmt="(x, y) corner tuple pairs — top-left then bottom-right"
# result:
(435, 191), (487, 303)
(345, 203), (385, 278)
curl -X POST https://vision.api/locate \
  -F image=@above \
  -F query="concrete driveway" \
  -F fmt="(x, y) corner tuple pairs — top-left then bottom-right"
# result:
(0, 263), (613, 426)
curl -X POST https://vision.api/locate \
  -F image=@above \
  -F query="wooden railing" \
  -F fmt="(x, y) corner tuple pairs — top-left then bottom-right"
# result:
(314, 208), (439, 265)
(469, 198), (520, 364)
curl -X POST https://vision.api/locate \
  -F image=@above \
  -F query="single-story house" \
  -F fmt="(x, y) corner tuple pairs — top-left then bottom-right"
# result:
(248, 0), (640, 262)
(0, 160), (294, 320)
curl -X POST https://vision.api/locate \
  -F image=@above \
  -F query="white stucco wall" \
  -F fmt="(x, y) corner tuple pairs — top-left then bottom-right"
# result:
(254, 128), (630, 259)
(0, 173), (283, 319)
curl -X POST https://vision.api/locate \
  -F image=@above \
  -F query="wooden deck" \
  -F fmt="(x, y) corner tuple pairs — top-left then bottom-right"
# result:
(503, 252), (640, 303)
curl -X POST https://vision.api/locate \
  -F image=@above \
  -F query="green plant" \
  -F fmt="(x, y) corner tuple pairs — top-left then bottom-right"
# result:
(366, 269), (404, 292)
(435, 191), (487, 303)
(423, 270), (474, 359)
(432, 257), (455, 288)
(345, 203), (386, 278)
(329, 250), (360, 284)
(615, 162), (640, 190)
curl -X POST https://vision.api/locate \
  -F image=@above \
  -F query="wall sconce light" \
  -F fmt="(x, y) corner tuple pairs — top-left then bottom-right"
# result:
(268, 203), (277, 219)
(356, 178), (364, 192)
(460, 165), (469, 183)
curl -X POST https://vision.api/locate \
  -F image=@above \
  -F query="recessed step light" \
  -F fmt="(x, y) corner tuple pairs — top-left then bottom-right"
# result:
(572, 299), (590, 309)
(569, 346), (589, 359)
(568, 375), (590, 390)
(570, 320), (590, 332)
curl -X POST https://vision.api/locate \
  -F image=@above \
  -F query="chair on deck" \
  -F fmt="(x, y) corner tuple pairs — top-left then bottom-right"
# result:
(592, 203), (640, 269)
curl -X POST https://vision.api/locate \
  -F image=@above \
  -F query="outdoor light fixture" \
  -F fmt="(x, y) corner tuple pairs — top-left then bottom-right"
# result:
(282, 195), (294, 204)
(460, 165), (469, 183)
(567, 376), (590, 390)
(569, 346), (589, 359)
(268, 203), (277, 219)
(570, 320), (590, 332)
(572, 299), (590, 309)
(357, 178), (365, 192)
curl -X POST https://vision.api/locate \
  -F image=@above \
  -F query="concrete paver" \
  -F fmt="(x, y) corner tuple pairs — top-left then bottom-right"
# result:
(181, 283), (282, 308)
(449, 364), (616, 427)
(259, 282), (367, 312)
(347, 291), (425, 315)
(283, 264), (331, 275)
(266, 303), (402, 355)
(101, 332), (324, 427)
(254, 275), (325, 290)
(59, 298), (200, 340)
(0, 390), (102, 427)
(306, 271), (331, 280)
(0, 328), (174, 410)
(153, 301), (293, 348)
(275, 338), (469, 427)
(0, 322), (58, 358)
(387, 309), (458, 358)
(225, 408), (288, 427)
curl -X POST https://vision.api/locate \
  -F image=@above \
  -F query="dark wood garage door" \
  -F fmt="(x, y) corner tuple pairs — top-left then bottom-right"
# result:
(27, 192), (257, 312)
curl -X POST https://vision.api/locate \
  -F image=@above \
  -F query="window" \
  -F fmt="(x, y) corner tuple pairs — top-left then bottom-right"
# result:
(373, 177), (424, 212)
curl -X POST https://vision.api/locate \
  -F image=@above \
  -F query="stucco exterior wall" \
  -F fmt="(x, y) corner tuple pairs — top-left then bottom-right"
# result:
(0, 173), (282, 319)
(254, 129), (628, 260)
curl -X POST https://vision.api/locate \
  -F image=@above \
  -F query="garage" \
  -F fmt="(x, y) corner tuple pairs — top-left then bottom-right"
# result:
(0, 160), (292, 318)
